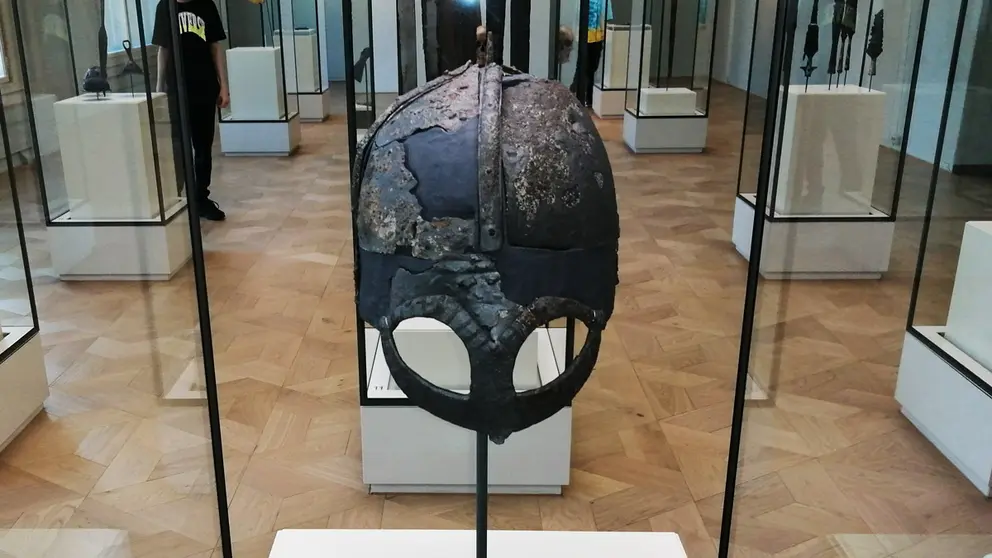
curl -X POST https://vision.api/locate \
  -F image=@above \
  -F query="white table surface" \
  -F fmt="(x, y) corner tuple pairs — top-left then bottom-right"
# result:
(269, 529), (688, 558)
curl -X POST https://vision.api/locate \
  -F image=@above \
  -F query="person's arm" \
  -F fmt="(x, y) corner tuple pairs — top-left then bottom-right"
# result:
(207, 4), (229, 108)
(156, 47), (170, 93)
(212, 43), (229, 108)
(151, 0), (169, 93)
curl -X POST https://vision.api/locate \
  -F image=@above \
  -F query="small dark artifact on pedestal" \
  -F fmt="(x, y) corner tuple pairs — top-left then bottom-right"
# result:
(800, 0), (820, 90)
(865, 9), (884, 90)
(119, 40), (144, 96)
(827, 0), (857, 88)
(354, 1), (618, 553)
(82, 0), (110, 98)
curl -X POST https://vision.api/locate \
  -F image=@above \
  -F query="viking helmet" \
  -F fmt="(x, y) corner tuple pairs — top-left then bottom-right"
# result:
(354, 61), (619, 444)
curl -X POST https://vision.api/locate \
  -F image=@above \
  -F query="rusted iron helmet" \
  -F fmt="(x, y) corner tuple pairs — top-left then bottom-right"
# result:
(353, 59), (619, 444)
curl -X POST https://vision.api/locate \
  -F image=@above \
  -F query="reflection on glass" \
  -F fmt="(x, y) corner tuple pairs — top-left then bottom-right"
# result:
(352, 0), (374, 130)
(0, 2), (225, 557)
(729, 0), (992, 556)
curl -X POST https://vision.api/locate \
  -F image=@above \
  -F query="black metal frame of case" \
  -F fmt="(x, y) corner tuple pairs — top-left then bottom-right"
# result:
(221, 0), (300, 124)
(13, 0), (180, 228)
(624, 0), (722, 120)
(732, 0), (930, 224)
(344, 0), (578, 409)
(904, 0), (992, 400)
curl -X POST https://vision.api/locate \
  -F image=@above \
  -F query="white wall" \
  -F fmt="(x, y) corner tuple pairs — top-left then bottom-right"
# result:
(372, 0), (400, 92)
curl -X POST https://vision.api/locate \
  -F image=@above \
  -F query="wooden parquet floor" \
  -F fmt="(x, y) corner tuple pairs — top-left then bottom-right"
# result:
(0, 84), (988, 558)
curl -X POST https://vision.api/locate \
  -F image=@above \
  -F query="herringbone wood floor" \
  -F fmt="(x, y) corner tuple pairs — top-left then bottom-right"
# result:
(0, 84), (988, 558)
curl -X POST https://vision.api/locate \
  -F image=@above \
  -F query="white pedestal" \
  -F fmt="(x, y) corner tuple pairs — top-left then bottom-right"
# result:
(295, 89), (332, 122)
(0, 330), (48, 453)
(639, 88), (698, 116)
(945, 222), (992, 371)
(732, 195), (894, 280)
(0, 529), (131, 558)
(219, 114), (302, 156)
(592, 85), (626, 119)
(48, 202), (192, 280)
(603, 24), (652, 90)
(54, 93), (177, 220)
(361, 321), (571, 494)
(623, 111), (707, 153)
(896, 328), (992, 496)
(269, 530), (687, 558)
(274, 29), (320, 93)
(772, 85), (886, 216)
(227, 47), (286, 121)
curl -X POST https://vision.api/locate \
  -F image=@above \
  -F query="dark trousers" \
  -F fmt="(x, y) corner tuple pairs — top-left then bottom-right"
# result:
(169, 91), (218, 202)
(571, 40), (604, 106)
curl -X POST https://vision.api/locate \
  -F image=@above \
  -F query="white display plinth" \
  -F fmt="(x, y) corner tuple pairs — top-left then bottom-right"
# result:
(49, 201), (192, 280)
(639, 88), (698, 116)
(772, 85), (886, 216)
(274, 29), (320, 93)
(296, 90), (332, 122)
(603, 24), (652, 90)
(592, 85), (626, 119)
(0, 329), (48, 453)
(54, 93), (176, 220)
(732, 194), (894, 280)
(219, 113), (302, 156)
(227, 47), (286, 121)
(269, 529), (687, 558)
(623, 111), (707, 153)
(945, 222), (992, 371)
(0, 529), (131, 558)
(361, 320), (571, 494)
(896, 327), (992, 496)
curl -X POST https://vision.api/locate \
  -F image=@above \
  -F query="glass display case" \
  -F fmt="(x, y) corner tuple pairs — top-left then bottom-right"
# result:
(622, 0), (719, 153)
(0, 69), (47, 454)
(895, 0), (992, 498)
(218, 0), (302, 155)
(351, 0), (375, 133)
(731, 0), (927, 279)
(283, 0), (332, 121)
(591, 1), (649, 118)
(11, 0), (193, 281)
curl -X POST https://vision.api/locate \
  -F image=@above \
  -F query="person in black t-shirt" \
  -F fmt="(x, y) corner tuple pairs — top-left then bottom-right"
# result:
(152, 0), (228, 221)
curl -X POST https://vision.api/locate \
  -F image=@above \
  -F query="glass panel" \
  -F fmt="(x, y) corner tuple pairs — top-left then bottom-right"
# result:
(728, 1), (992, 557)
(31, 0), (180, 224)
(352, 0), (374, 130)
(557, 0), (581, 88)
(290, 0), (326, 93)
(624, 0), (648, 113)
(733, 0), (771, 202)
(276, 0), (300, 116)
(0, 1), (226, 557)
(624, 0), (715, 118)
(221, 0), (295, 121)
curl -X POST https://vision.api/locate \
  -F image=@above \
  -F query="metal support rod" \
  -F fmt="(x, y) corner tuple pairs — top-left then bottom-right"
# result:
(476, 431), (489, 558)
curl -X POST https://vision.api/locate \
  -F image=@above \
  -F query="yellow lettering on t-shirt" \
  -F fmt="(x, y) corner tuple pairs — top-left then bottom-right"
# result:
(178, 12), (207, 41)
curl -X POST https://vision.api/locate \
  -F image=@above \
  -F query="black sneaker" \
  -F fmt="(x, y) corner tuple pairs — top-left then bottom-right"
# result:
(198, 199), (226, 221)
